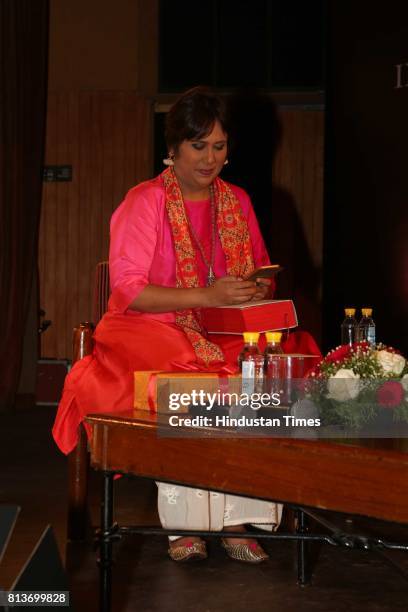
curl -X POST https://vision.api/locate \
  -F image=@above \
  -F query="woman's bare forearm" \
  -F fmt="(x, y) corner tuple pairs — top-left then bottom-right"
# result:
(128, 277), (259, 312)
(129, 285), (210, 313)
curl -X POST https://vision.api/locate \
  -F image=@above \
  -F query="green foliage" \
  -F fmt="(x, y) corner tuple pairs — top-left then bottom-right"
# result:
(306, 343), (408, 429)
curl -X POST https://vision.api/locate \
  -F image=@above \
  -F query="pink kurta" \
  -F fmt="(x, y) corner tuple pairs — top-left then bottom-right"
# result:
(52, 177), (270, 454)
(108, 176), (270, 318)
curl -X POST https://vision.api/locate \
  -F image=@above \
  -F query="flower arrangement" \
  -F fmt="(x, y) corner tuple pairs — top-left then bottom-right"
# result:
(306, 342), (408, 429)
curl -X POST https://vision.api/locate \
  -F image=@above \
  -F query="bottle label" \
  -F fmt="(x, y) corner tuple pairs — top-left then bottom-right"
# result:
(358, 324), (375, 344)
(241, 360), (255, 395)
(367, 327), (376, 344)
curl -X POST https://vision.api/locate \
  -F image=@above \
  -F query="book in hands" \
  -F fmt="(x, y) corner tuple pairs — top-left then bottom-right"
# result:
(201, 299), (298, 334)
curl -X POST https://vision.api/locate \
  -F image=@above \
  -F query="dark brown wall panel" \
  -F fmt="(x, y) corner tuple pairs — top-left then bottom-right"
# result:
(273, 109), (324, 340)
(40, 92), (152, 359)
(274, 109), (324, 273)
(48, 0), (140, 91)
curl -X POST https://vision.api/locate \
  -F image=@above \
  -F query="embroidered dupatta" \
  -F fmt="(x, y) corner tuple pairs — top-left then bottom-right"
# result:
(161, 167), (255, 365)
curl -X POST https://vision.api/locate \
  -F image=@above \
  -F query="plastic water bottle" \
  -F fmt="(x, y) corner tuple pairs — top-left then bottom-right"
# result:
(239, 332), (264, 394)
(264, 331), (284, 357)
(341, 308), (357, 345)
(357, 308), (376, 345)
(264, 331), (284, 373)
(264, 331), (284, 398)
(238, 332), (261, 369)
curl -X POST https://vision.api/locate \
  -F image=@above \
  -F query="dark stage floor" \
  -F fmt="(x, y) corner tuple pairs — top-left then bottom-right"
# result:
(1, 406), (407, 611)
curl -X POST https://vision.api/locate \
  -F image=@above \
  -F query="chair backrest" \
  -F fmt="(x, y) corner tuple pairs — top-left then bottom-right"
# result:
(93, 261), (110, 324)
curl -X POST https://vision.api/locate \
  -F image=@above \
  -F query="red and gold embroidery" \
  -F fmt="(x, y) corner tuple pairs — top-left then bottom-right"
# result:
(162, 167), (254, 365)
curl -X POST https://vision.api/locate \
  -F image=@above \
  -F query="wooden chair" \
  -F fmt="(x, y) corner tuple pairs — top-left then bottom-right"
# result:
(67, 262), (110, 540)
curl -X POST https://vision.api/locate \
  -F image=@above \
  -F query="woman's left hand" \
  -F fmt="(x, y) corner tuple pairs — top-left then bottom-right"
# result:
(251, 278), (272, 301)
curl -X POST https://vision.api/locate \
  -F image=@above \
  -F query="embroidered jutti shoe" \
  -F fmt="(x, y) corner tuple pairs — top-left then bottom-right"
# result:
(168, 539), (208, 562)
(221, 539), (269, 563)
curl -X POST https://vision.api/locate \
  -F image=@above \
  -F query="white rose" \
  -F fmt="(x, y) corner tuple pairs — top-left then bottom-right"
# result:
(401, 374), (408, 392)
(375, 350), (406, 375)
(327, 368), (361, 402)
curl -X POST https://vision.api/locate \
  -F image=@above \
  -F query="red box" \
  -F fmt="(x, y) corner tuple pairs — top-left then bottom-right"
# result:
(201, 299), (298, 334)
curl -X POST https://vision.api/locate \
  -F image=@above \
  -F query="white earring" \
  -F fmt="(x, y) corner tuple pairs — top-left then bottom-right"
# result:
(163, 154), (175, 166)
(223, 159), (229, 166)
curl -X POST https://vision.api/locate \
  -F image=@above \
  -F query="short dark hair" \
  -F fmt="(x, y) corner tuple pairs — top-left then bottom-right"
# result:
(165, 86), (228, 153)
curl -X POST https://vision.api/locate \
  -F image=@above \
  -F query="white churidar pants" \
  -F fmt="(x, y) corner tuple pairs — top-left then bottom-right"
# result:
(157, 483), (283, 541)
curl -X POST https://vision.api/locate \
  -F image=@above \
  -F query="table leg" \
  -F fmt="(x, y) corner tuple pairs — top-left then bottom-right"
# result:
(296, 508), (310, 586)
(99, 472), (114, 612)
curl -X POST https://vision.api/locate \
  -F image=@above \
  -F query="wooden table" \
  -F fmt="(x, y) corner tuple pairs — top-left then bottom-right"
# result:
(85, 409), (408, 612)
(87, 409), (408, 523)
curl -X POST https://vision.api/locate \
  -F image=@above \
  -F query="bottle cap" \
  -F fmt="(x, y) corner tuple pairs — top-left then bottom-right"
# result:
(265, 331), (283, 343)
(243, 332), (260, 344)
(344, 308), (356, 316)
(361, 308), (373, 317)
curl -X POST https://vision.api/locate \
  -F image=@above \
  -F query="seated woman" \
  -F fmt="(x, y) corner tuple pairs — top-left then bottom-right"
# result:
(53, 86), (316, 563)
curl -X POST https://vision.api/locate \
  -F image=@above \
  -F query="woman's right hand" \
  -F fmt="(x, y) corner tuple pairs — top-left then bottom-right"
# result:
(130, 277), (258, 313)
(205, 276), (258, 307)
